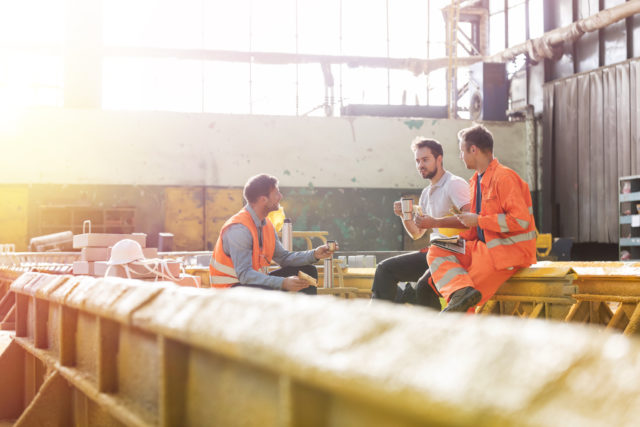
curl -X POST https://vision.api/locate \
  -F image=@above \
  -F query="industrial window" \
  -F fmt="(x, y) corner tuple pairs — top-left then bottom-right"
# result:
(0, 0), (65, 109)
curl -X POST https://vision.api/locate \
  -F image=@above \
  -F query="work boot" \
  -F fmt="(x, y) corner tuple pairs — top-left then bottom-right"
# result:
(441, 287), (482, 313)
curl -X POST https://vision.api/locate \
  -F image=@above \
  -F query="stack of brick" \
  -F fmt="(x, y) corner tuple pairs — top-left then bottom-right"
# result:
(71, 231), (200, 287)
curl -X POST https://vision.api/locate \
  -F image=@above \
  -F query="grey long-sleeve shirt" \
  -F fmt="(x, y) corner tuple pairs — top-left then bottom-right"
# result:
(221, 205), (317, 289)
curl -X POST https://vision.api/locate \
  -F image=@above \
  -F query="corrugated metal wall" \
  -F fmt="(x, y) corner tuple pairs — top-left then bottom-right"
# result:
(543, 59), (640, 243)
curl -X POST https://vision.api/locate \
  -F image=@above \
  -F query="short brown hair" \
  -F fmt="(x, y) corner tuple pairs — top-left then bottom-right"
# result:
(458, 123), (493, 153)
(243, 174), (278, 203)
(410, 137), (443, 159)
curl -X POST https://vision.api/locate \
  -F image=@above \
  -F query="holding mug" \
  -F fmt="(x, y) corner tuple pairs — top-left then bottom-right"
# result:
(400, 198), (414, 220)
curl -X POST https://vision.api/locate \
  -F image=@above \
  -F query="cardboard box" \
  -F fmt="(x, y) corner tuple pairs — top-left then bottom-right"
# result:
(73, 261), (96, 276)
(94, 260), (181, 279)
(73, 233), (147, 249)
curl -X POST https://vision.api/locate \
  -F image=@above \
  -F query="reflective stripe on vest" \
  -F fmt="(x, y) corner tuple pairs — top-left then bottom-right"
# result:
(211, 258), (238, 278)
(435, 267), (469, 290)
(486, 229), (537, 249)
(429, 255), (458, 276)
(210, 275), (240, 285)
(497, 213), (530, 233)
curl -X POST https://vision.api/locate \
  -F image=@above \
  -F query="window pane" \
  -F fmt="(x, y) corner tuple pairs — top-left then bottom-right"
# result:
(389, 70), (427, 105)
(427, 68), (447, 106)
(0, 0), (65, 45)
(298, 0), (340, 55)
(340, 66), (388, 105)
(490, 0), (505, 13)
(103, 0), (203, 49)
(508, 4), (526, 47)
(428, 2), (447, 47)
(204, 62), (250, 114)
(204, 0), (251, 51)
(429, 42), (447, 58)
(0, 52), (64, 107)
(251, 64), (297, 115)
(529, 0), (544, 39)
(251, 0), (296, 53)
(388, 0), (428, 58)
(102, 57), (202, 112)
(341, 0), (387, 57)
(490, 12), (506, 55)
(298, 63), (331, 116)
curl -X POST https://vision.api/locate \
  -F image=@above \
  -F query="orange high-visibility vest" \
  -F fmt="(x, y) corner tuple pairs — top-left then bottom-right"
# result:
(209, 208), (276, 288)
(460, 158), (537, 270)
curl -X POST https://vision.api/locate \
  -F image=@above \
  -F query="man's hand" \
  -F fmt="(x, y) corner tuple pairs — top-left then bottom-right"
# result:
(282, 276), (310, 292)
(393, 201), (404, 218)
(456, 213), (479, 227)
(314, 242), (339, 260)
(413, 214), (436, 229)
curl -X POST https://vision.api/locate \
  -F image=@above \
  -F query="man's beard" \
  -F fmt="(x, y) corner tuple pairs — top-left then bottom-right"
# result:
(422, 169), (437, 179)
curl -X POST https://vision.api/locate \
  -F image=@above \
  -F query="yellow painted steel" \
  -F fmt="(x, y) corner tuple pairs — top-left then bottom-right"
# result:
(0, 186), (29, 252)
(164, 187), (205, 251)
(4, 273), (640, 426)
(205, 188), (243, 251)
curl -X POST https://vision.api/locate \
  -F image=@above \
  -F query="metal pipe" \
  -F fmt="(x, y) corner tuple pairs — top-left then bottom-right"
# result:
(488, 1), (640, 63)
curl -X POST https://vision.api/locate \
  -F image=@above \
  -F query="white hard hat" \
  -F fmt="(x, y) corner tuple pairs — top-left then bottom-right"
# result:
(107, 239), (145, 265)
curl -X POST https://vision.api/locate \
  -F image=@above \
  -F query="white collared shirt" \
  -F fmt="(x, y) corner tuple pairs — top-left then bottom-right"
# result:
(418, 170), (470, 239)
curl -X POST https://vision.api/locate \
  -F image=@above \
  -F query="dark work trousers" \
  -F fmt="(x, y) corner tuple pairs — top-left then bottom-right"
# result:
(371, 251), (440, 310)
(232, 264), (318, 295)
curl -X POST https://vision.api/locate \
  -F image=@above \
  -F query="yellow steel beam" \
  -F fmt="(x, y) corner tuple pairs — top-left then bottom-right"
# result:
(7, 273), (640, 426)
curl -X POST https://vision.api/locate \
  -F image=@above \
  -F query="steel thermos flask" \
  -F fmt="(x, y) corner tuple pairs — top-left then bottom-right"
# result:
(282, 218), (293, 251)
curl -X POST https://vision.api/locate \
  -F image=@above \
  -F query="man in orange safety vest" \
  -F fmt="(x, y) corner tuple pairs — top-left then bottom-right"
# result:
(427, 123), (537, 313)
(209, 174), (335, 294)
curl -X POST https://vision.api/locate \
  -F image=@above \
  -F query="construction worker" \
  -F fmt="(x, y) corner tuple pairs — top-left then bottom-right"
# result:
(428, 123), (536, 313)
(209, 174), (335, 294)
(371, 137), (470, 309)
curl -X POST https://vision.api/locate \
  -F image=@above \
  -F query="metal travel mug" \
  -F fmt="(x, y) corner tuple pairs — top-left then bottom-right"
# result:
(401, 198), (414, 220)
(282, 218), (293, 251)
(323, 258), (334, 288)
(326, 240), (337, 252)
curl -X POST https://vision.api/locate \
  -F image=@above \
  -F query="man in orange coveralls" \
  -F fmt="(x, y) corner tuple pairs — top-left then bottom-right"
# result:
(427, 123), (537, 313)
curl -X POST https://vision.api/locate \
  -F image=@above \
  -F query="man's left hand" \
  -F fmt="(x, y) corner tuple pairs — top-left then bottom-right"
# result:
(456, 213), (479, 227)
(314, 242), (339, 259)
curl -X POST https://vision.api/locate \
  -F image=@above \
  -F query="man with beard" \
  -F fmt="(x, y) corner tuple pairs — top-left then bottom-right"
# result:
(209, 174), (335, 294)
(371, 138), (471, 309)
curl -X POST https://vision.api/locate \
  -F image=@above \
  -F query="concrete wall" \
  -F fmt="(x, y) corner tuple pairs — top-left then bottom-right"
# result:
(0, 108), (527, 251)
(0, 108), (528, 187)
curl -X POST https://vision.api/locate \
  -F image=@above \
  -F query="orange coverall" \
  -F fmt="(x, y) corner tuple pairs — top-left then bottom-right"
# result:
(427, 158), (537, 308)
